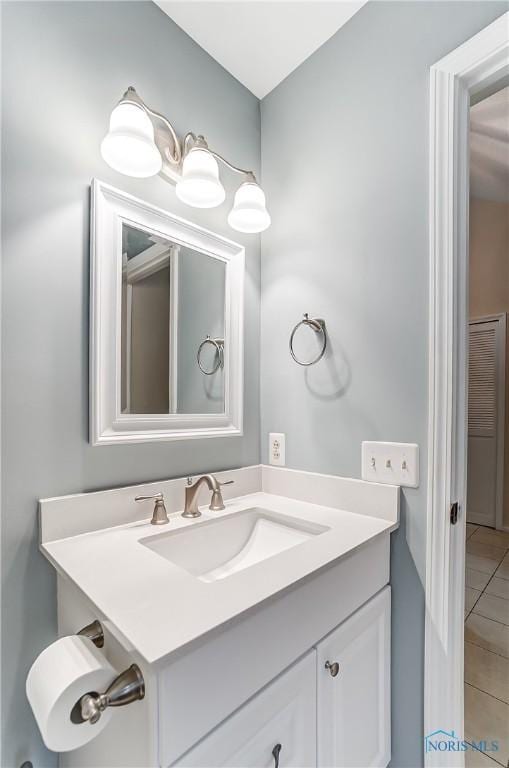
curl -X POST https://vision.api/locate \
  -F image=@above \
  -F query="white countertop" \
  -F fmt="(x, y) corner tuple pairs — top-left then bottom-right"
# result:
(42, 489), (398, 666)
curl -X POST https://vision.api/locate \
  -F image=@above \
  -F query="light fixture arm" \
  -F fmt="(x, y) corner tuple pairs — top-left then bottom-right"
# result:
(210, 151), (257, 184)
(183, 132), (257, 183)
(183, 131), (199, 154)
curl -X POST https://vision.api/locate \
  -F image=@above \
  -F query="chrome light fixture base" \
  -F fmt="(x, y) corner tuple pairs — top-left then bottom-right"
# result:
(156, 131), (183, 184)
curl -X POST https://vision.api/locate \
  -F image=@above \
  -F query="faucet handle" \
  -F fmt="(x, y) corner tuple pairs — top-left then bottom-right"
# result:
(135, 492), (163, 502)
(135, 493), (169, 526)
(209, 480), (234, 512)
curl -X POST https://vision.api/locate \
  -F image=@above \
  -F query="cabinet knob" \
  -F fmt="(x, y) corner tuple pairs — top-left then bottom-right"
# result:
(272, 743), (282, 768)
(325, 660), (340, 677)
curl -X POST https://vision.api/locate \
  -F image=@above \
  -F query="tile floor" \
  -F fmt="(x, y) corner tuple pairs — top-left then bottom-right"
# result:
(465, 523), (509, 767)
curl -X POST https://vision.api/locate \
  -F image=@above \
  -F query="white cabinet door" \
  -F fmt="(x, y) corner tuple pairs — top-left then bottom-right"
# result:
(316, 587), (391, 768)
(172, 651), (316, 768)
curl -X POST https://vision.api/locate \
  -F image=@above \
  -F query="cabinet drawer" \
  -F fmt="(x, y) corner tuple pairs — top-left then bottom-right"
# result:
(316, 587), (391, 768)
(171, 652), (316, 768)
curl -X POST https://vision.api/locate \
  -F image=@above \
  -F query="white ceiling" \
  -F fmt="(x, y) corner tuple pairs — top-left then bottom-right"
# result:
(470, 86), (509, 203)
(155, 1), (366, 99)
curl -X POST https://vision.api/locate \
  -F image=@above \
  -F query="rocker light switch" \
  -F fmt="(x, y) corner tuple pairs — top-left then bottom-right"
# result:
(361, 441), (419, 488)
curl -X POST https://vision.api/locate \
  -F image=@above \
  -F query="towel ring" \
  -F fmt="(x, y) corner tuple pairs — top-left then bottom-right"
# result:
(197, 336), (224, 375)
(289, 314), (327, 366)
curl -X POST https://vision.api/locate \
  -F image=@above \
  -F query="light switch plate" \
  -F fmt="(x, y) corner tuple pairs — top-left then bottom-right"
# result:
(361, 441), (419, 488)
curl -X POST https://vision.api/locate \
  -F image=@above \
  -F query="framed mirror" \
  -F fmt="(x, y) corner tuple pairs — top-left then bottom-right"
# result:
(90, 180), (244, 444)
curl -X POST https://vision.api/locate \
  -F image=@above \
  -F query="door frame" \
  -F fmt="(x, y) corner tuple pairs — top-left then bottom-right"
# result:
(425, 12), (509, 766)
(467, 313), (506, 531)
(122, 243), (179, 414)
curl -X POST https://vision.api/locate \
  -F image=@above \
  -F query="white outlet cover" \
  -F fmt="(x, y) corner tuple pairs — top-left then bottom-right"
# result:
(361, 441), (419, 488)
(269, 432), (286, 467)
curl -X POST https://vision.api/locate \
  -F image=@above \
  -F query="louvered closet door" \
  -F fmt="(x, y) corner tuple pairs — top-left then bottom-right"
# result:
(467, 317), (506, 528)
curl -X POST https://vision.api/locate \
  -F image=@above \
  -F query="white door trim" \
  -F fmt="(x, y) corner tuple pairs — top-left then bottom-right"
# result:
(168, 244), (179, 415)
(425, 12), (509, 767)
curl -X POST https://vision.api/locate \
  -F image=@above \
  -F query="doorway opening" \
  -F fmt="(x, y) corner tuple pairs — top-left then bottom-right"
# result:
(463, 84), (509, 768)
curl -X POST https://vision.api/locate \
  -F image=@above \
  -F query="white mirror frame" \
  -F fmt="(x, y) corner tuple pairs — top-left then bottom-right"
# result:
(90, 179), (244, 445)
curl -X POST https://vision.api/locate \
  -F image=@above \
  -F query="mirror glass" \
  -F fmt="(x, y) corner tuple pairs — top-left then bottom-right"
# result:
(120, 223), (225, 415)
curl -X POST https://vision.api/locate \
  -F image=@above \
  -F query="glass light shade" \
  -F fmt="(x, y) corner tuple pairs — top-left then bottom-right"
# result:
(101, 102), (162, 178)
(227, 182), (271, 234)
(175, 149), (226, 209)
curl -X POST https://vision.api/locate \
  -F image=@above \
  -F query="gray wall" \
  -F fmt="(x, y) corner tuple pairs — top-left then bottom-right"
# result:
(0, 3), (260, 766)
(260, 3), (507, 767)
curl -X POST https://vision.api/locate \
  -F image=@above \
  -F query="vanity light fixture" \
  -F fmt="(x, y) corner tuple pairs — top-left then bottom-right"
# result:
(101, 101), (162, 178)
(176, 142), (225, 209)
(228, 179), (271, 234)
(101, 87), (270, 233)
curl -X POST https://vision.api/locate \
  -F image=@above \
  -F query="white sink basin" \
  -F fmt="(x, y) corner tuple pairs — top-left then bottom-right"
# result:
(140, 507), (329, 582)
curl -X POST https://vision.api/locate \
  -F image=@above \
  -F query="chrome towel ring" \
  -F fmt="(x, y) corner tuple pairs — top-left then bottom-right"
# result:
(289, 313), (327, 366)
(197, 336), (224, 375)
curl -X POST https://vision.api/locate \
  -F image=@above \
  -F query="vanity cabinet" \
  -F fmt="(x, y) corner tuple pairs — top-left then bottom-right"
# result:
(55, 526), (393, 768)
(174, 652), (317, 768)
(316, 587), (391, 768)
(169, 588), (390, 768)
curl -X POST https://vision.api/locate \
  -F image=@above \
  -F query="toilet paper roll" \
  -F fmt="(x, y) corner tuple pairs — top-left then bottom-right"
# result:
(26, 634), (116, 752)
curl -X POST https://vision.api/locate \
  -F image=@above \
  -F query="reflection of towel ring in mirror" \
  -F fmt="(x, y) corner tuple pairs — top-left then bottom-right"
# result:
(289, 313), (327, 366)
(197, 336), (224, 375)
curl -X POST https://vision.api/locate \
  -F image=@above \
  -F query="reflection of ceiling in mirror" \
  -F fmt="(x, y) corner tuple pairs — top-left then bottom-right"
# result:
(122, 224), (168, 261)
(470, 86), (509, 203)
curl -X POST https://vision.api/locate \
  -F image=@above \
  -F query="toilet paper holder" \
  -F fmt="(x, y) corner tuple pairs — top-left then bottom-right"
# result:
(72, 621), (145, 725)
(77, 620), (104, 648)
(72, 664), (145, 725)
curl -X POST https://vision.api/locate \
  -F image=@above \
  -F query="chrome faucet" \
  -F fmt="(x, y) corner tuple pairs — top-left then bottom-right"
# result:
(182, 475), (234, 518)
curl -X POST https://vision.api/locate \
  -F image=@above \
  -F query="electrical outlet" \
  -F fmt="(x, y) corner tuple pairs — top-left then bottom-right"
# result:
(361, 441), (419, 487)
(269, 433), (285, 466)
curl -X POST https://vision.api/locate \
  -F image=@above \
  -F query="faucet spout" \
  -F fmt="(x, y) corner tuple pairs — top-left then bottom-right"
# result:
(182, 475), (234, 518)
